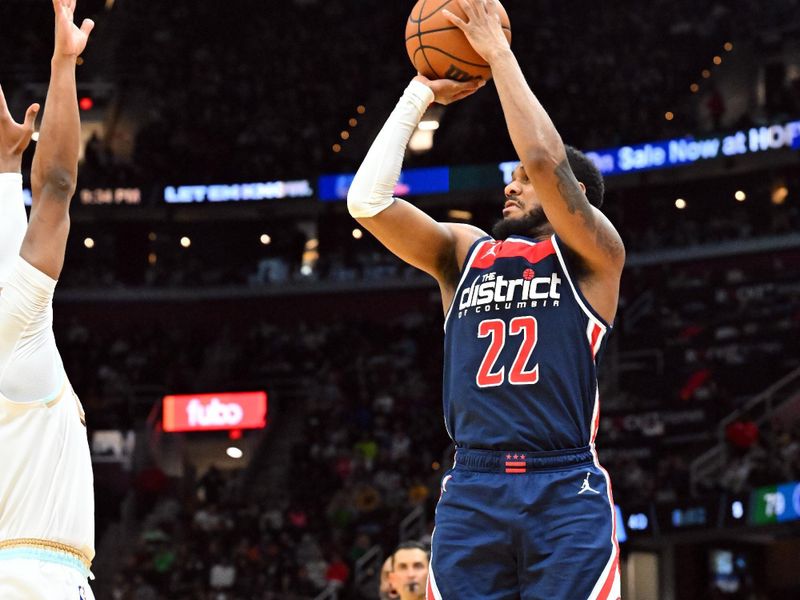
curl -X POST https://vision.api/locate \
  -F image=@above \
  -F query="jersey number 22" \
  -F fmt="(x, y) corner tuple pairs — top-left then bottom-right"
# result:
(476, 316), (539, 387)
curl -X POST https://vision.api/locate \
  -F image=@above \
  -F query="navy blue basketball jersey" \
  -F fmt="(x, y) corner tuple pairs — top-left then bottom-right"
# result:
(442, 234), (611, 452)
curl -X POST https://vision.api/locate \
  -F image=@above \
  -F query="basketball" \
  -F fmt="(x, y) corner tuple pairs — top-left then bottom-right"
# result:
(405, 0), (512, 81)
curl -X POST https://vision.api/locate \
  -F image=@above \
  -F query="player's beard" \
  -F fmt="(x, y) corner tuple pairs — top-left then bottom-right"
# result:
(492, 206), (548, 240)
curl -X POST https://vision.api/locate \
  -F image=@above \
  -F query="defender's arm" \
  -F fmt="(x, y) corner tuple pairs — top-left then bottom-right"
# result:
(22, 0), (94, 280)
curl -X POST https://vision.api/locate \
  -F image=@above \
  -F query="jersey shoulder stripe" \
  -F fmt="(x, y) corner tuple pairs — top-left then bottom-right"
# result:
(472, 236), (555, 270)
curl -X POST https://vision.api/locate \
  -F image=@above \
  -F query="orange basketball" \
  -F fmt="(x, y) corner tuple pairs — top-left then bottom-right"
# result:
(405, 0), (512, 81)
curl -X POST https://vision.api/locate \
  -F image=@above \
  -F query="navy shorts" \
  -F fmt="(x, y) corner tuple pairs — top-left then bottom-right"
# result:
(427, 447), (620, 600)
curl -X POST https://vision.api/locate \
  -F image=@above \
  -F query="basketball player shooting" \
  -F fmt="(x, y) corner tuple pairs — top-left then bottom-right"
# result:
(347, 0), (625, 598)
(0, 2), (96, 599)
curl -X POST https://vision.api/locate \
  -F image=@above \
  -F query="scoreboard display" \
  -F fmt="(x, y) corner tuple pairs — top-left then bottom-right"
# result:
(750, 481), (800, 525)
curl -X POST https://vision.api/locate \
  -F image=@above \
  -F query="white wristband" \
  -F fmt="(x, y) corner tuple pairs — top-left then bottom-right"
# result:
(347, 81), (435, 218)
(0, 173), (28, 286)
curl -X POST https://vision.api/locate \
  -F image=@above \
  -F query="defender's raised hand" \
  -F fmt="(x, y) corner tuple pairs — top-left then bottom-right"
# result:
(53, 0), (94, 59)
(443, 0), (510, 64)
(0, 85), (39, 172)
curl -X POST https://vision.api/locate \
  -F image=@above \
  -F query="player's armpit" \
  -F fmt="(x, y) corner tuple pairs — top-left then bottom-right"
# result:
(532, 156), (625, 275)
(355, 199), (485, 284)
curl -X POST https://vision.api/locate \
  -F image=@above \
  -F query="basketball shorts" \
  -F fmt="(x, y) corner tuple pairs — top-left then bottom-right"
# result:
(427, 446), (621, 600)
(0, 559), (95, 600)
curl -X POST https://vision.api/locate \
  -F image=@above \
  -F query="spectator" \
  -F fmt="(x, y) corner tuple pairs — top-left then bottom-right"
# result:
(380, 556), (399, 600)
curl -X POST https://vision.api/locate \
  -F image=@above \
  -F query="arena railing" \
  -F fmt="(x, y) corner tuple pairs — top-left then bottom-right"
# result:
(690, 365), (800, 494)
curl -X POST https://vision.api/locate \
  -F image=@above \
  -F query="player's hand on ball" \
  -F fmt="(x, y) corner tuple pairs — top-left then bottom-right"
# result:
(443, 0), (511, 64)
(0, 85), (39, 171)
(52, 0), (94, 59)
(414, 74), (485, 106)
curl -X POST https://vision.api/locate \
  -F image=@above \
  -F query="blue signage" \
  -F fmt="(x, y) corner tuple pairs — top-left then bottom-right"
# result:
(750, 481), (800, 524)
(318, 166), (450, 201)
(778, 481), (800, 522)
(164, 180), (314, 204)
(584, 120), (800, 177)
(615, 505), (627, 543)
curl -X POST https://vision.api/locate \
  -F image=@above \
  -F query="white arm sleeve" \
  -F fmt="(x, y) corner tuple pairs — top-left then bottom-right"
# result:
(0, 173), (29, 286)
(0, 257), (63, 403)
(347, 80), (435, 218)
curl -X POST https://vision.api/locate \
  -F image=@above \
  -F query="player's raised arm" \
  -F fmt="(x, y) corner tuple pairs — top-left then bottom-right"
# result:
(348, 76), (487, 293)
(445, 0), (625, 277)
(21, 0), (94, 280)
(0, 86), (39, 280)
(0, 86), (39, 175)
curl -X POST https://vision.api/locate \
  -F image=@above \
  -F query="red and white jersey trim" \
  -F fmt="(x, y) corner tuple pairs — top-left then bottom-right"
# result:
(587, 445), (621, 600)
(426, 529), (443, 600)
(551, 235), (608, 336)
(589, 388), (601, 445)
(586, 321), (606, 361)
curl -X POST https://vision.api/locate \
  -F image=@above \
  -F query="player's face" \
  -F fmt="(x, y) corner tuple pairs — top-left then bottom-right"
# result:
(492, 164), (549, 240)
(380, 556), (399, 599)
(503, 164), (543, 221)
(389, 548), (429, 594)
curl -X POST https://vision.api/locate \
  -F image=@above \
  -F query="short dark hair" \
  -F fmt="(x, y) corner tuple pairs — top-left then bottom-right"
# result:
(565, 145), (604, 209)
(391, 541), (430, 567)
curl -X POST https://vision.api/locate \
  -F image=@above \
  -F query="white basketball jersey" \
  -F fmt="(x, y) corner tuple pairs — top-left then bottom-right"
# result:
(0, 374), (95, 562)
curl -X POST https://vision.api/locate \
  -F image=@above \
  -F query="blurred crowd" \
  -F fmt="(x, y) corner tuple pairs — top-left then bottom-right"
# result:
(603, 246), (800, 503)
(104, 0), (800, 182)
(4, 0), (799, 187)
(100, 313), (447, 600)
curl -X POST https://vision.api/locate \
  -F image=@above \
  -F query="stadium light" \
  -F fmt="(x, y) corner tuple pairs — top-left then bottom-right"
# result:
(409, 129), (434, 152)
(84, 237), (95, 249)
(448, 209), (472, 221)
(180, 236), (191, 248)
(675, 198), (687, 209)
(226, 447), (243, 459)
(772, 184), (789, 205)
(260, 234), (271, 245)
(735, 190), (746, 202)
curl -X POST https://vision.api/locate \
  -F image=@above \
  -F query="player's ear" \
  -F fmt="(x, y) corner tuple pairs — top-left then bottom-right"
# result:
(578, 181), (587, 195)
